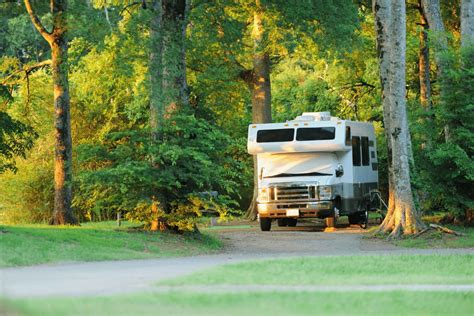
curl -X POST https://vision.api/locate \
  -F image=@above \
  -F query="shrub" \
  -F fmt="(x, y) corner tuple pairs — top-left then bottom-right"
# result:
(73, 113), (245, 232)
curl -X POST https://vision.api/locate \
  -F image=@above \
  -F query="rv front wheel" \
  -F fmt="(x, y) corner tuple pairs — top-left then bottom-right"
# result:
(260, 218), (271, 231)
(360, 210), (369, 229)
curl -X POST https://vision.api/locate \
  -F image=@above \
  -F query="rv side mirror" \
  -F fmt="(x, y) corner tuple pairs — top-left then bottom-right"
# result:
(336, 164), (344, 177)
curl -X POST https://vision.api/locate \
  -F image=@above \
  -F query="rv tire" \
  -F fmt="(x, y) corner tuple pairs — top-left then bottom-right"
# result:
(360, 210), (369, 229)
(260, 218), (271, 231)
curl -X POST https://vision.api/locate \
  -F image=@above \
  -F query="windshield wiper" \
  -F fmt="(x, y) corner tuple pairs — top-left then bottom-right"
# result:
(264, 172), (332, 178)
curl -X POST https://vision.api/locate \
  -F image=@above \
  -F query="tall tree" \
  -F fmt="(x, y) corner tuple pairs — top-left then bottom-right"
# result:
(245, 0), (272, 219)
(374, 0), (425, 237)
(373, 0), (395, 219)
(461, 0), (474, 47)
(24, 0), (77, 224)
(149, 0), (190, 230)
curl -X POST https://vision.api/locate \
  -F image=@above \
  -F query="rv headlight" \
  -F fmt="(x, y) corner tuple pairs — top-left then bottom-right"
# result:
(258, 187), (270, 203)
(318, 185), (332, 200)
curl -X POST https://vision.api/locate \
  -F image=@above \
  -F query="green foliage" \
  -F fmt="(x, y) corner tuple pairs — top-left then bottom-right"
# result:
(74, 114), (245, 231)
(414, 46), (474, 215)
(0, 135), (54, 225)
(0, 112), (37, 173)
(271, 58), (341, 122)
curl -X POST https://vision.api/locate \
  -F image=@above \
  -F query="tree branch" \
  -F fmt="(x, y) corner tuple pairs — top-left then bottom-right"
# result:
(23, 0), (53, 43)
(119, 1), (147, 16)
(2, 60), (52, 85)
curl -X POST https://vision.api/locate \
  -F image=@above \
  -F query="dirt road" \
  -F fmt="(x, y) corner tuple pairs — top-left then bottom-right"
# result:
(215, 220), (401, 255)
(1, 221), (473, 298)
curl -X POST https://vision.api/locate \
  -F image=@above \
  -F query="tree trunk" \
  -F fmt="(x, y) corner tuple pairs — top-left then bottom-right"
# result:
(150, 0), (189, 134)
(421, 0), (451, 141)
(51, 26), (75, 225)
(161, 0), (189, 114)
(373, 0), (395, 220)
(461, 0), (474, 48)
(377, 0), (425, 238)
(418, 1), (431, 111)
(150, 0), (163, 138)
(24, 0), (77, 225)
(148, 0), (189, 228)
(245, 0), (272, 220)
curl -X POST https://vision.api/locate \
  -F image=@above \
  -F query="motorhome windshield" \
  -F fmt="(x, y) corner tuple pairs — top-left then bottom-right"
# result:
(257, 129), (294, 143)
(259, 152), (338, 178)
(296, 127), (335, 141)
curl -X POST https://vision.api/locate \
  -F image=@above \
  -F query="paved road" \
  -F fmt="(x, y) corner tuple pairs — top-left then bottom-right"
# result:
(1, 222), (473, 298)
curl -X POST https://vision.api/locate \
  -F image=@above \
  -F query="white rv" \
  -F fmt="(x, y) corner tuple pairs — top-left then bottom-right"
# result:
(247, 112), (378, 231)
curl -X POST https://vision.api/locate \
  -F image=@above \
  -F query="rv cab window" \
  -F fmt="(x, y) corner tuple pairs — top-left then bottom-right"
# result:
(257, 129), (295, 143)
(296, 127), (335, 141)
(361, 137), (370, 166)
(352, 136), (361, 166)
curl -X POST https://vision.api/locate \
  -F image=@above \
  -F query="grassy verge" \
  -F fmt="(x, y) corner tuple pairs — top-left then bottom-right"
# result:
(4, 291), (473, 316)
(3, 254), (473, 315)
(0, 222), (222, 267)
(163, 254), (474, 286)
(394, 226), (474, 249)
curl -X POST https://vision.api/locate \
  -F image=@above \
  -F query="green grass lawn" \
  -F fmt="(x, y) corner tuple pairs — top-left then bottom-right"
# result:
(0, 222), (222, 267)
(3, 254), (473, 315)
(163, 254), (474, 286)
(4, 289), (473, 316)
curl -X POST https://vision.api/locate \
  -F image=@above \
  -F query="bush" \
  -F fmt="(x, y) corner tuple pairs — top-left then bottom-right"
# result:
(0, 136), (54, 224)
(73, 113), (245, 232)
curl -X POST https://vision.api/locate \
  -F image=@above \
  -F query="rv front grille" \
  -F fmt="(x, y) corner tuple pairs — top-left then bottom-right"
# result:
(272, 185), (316, 201)
(277, 204), (308, 209)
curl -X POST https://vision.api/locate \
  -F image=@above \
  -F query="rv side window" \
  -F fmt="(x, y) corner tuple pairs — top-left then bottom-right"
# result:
(256, 129), (294, 143)
(361, 137), (370, 166)
(352, 136), (361, 166)
(296, 127), (335, 141)
(345, 127), (351, 145)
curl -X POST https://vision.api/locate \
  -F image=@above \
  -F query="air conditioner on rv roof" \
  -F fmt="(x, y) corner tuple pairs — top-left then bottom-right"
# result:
(291, 112), (332, 122)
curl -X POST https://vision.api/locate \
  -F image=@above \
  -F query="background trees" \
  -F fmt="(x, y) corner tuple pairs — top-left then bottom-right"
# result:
(0, 0), (472, 232)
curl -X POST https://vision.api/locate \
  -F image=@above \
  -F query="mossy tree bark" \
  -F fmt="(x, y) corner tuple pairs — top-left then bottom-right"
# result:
(149, 0), (189, 230)
(245, 0), (272, 220)
(24, 0), (77, 225)
(150, 0), (189, 135)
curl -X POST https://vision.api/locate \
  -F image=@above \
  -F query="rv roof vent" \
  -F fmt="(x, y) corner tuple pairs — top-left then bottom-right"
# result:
(301, 112), (332, 121)
(292, 115), (316, 122)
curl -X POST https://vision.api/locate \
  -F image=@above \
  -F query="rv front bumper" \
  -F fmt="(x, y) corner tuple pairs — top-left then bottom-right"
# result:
(258, 201), (334, 219)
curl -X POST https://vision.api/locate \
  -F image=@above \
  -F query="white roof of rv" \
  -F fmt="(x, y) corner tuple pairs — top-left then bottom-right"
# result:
(291, 112), (339, 122)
